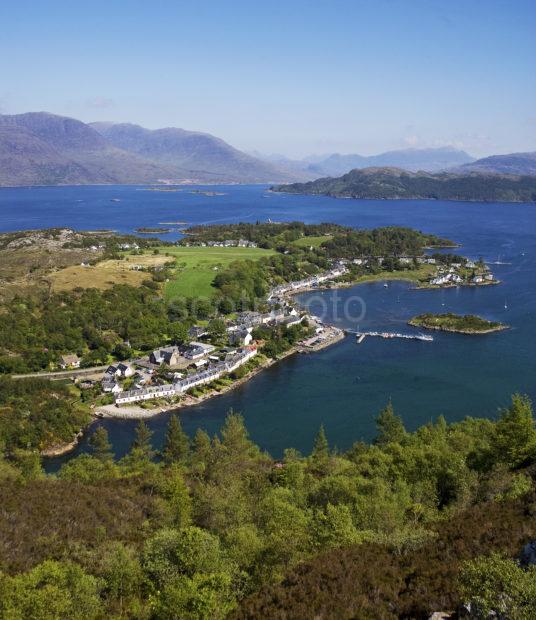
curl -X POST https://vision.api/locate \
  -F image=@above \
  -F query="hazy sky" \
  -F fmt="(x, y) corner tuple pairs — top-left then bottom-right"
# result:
(1, 0), (534, 158)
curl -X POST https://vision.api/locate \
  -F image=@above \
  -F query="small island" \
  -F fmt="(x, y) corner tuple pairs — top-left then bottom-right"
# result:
(135, 227), (172, 234)
(408, 313), (508, 334)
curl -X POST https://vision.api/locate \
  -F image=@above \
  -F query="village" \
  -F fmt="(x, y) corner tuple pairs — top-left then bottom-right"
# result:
(58, 267), (348, 409)
(55, 250), (496, 411)
(94, 268), (347, 408)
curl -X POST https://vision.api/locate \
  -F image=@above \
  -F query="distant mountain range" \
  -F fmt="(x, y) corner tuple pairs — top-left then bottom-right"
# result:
(260, 148), (536, 178)
(0, 112), (300, 186)
(272, 167), (536, 203)
(304, 147), (475, 176)
(0, 112), (534, 186)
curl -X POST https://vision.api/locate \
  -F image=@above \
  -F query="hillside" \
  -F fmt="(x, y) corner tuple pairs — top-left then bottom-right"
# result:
(2, 396), (536, 618)
(273, 166), (536, 202)
(0, 112), (186, 186)
(307, 147), (474, 176)
(460, 151), (536, 176)
(90, 122), (299, 183)
(0, 113), (300, 186)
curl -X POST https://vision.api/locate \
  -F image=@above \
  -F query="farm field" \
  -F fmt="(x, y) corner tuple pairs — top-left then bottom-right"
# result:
(160, 246), (276, 299)
(48, 255), (173, 292)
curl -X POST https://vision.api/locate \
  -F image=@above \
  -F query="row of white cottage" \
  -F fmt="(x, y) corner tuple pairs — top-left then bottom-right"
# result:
(115, 347), (257, 405)
(269, 266), (347, 298)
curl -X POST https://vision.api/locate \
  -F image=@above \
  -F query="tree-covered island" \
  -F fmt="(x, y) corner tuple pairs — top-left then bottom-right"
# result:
(409, 313), (508, 334)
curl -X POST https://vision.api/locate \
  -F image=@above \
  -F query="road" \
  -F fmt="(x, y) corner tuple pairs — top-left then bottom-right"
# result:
(12, 365), (109, 381)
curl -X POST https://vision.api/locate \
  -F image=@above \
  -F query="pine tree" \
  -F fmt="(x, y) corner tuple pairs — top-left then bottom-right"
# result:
(220, 411), (259, 459)
(374, 401), (406, 446)
(311, 425), (329, 461)
(162, 415), (190, 464)
(493, 394), (536, 467)
(131, 420), (154, 460)
(190, 428), (213, 474)
(89, 426), (114, 462)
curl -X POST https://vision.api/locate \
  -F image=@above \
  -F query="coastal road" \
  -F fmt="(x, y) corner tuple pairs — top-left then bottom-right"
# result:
(12, 365), (109, 381)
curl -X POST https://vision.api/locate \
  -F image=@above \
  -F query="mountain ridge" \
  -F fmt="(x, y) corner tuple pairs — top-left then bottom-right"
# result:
(272, 166), (536, 202)
(0, 112), (301, 186)
(90, 121), (300, 183)
(459, 151), (536, 175)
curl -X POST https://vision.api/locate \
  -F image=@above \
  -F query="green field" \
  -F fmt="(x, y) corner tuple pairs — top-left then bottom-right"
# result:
(159, 246), (276, 299)
(291, 235), (331, 248)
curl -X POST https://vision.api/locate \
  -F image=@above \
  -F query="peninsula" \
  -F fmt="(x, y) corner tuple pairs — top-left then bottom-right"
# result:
(409, 313), (508, 334)
(271, 167), (536, 203)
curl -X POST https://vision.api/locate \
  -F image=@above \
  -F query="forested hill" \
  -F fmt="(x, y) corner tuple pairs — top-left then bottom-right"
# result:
(272, 167), (536, 202)
(1, 397), (536, 618)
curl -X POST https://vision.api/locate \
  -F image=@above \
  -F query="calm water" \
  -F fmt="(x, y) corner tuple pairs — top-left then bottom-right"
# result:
(0, 185), (534, 467)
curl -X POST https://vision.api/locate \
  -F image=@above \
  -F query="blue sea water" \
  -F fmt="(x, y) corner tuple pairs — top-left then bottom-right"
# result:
(0, 184), (534, 465)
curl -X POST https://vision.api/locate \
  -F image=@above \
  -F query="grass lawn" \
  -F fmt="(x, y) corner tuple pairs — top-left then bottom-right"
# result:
(291, 235), (331, 248)
(159, 246), (276, 300)
(352, 264), (436, 285)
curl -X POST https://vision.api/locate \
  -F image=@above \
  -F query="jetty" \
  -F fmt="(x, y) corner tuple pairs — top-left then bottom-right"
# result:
(347, 330), (433, 343)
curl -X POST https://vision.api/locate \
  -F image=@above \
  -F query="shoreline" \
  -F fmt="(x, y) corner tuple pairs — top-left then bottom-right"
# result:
(41, 327), (345, 458)
(40, 267), (498, 458)
(40, 429), (85, 457)
(96, 328), (345, 420)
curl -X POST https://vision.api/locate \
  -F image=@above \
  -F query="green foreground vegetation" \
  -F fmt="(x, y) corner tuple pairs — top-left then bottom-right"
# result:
(410, 313), (508, 334)
(1, 396), (536, 618)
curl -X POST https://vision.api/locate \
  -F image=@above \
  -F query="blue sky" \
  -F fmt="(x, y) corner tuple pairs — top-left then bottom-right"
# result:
(1, 0), (534, 157)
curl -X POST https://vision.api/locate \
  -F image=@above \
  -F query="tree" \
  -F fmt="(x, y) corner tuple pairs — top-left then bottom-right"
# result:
(142, 527), (225, 589)
(492, 394), (536, 468)
(163, 416), (190, 464)
(374, 401), (406, 446)
(311, 425), (329, 462)
(208, 318), (227, 343)
(130, 420), (154, 461)
(97, 542), (143, 614)
(191, 429), (212, 474)
(220, 411), (260, 462)
(0, 560), (102, 620)
(314, 503), (363, 550)
(89, 426), (113, 462)
(157, 464), (192, 528)
(152, 572), (235, 620)
(459, 553), (536, 618)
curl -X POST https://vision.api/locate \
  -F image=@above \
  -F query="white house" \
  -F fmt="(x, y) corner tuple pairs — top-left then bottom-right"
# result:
(116, 362), (134, 377)
(59, 354), (81, 369)
(229, 327), (253, 346)
(184, 342), (216, 360)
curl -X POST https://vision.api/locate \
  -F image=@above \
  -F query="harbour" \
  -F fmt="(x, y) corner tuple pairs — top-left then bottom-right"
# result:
(346, 330), (434, 342)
